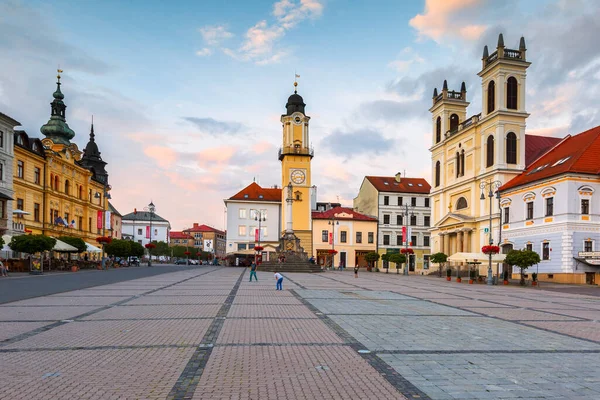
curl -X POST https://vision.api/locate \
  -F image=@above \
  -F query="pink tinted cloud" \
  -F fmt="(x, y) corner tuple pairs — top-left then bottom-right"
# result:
(410, 0), (486, 42)
(144, 145), (177, 168)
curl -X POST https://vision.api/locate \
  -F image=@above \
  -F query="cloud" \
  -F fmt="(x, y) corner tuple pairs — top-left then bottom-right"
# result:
(409, 0), (487, 42)
(320, 128), (395, 157)
(144, 146), (178, 168)
(199, 25), (234, 46)
(182, 117), (244, 135)
(196, 48), (212, 56)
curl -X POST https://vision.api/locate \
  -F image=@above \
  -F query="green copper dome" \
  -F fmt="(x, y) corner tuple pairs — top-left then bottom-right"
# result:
(40, 72), (75, 145)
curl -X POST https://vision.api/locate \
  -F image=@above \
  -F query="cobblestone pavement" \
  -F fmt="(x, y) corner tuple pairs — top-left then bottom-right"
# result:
(3, 268), (600, 399)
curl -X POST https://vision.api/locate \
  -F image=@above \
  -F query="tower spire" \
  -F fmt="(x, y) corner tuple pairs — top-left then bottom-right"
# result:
(40, 68), (75, 145)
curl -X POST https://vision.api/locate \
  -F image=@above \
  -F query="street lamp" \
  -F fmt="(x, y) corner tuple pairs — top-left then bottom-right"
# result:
(480, 180), (501, 285)
(144, 201), (155, 266)
(94, 184), (111, 270)
(254, 210), (266, 264)
(402, 203), (416, 276)
(328, 214), (339, 269)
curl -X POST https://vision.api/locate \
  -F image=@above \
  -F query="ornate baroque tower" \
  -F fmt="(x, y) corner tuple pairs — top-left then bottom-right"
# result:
(279, 81), (313, 255)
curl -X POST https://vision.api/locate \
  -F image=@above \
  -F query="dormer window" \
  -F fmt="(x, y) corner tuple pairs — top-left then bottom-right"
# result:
(17, 135), (24, 146)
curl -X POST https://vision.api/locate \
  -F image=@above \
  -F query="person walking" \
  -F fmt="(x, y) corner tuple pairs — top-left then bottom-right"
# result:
(249, 262), (258, 282)
(354, 265), (359, 278)
(0, 258), (7, 277)
(274, 271), (283, 290)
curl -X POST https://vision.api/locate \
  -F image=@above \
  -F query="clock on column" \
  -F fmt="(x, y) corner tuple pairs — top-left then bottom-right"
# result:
(290, 169), (306, 184)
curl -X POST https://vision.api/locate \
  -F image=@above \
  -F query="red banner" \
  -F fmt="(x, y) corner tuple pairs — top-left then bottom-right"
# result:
(255, 228), (259, 242)
(97, 211), (103, 229)
(329, 232), (333, 245)
(402, 227), (406, 244)
(146, 226), (150, 239)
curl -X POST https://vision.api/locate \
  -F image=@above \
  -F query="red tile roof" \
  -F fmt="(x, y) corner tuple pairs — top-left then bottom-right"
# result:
(365, 176), (431, 194)
(501, 126), (600, 191)
(169, 231), (193, 240)
(228, 182), (282, 202)
(183, 223), (225, 234)
(525, 134), (563, 166)
(312, 206), (378, 222)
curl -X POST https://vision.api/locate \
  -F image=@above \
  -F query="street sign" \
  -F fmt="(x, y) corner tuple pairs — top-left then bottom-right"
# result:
(484, 228), (489, 234)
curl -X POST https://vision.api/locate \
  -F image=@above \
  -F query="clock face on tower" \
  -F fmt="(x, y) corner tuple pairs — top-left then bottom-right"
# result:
(290, 169), (306, 184)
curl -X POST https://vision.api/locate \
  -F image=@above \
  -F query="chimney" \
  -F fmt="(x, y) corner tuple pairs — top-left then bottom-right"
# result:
(395, 172), (402, 183)
(193, 223), (199, 228)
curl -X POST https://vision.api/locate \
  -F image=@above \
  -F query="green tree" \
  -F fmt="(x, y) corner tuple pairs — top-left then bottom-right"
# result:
(151, 240), (169, 256)
(389, 253), (407, 274)
(431, 252), (448, 277)
(9, 235), (56, 254)
(505, 249), (541, 285)
(0, 236), (5, 249)
(58, 236), (87, 253)
(130, 242), (145, 258)
(364, 252), (380, 271)
(381, 253), (390, 273)
(104, 239), (131, 258)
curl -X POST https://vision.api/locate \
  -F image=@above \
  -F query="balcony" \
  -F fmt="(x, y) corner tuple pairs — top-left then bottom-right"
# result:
(485, 48), (525, 67)
(278, 146), (314, 161)
(11, 220), (25, 232)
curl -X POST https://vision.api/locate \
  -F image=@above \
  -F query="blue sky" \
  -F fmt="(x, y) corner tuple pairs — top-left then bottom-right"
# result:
(1, 0), (599, 230)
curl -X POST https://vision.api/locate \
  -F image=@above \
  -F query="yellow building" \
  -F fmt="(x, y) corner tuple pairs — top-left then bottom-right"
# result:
(312, 206), (377, 268)
(279, 82), (313, 255)
(12, 71), (109, 246)
(429, 34), (558, 275)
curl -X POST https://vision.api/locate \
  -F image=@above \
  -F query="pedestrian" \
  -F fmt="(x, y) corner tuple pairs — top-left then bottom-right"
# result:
(274, 271), (283, 290)
(0, 258), (7, 277)
(249, 262), (258, 282)
(354, 265), (359, 278)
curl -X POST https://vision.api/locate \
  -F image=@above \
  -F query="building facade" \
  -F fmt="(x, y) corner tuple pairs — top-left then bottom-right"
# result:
(121, 210), (171, 246)
(500, 126), (600, 284)
(10, 72), (109, 246)
(224, 182), (282, 256)
(312, 206), (377, 268)
(0, 112), (18, 236)
(354, 175), (432, 273)
(182, 223), (226, 259)
(108, 202), (122, 239)
(169, 231), (194, 248)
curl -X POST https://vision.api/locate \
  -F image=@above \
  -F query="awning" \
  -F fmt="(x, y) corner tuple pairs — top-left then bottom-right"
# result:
(86, 243), (102, 253)
(52, 239), (79, 253)
(0, 192), (13, 201)
(448, 252), (506, 263)
(13, 209), (29, 215)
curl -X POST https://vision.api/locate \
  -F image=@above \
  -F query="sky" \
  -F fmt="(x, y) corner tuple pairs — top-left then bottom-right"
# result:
(1, 0), (599, 231)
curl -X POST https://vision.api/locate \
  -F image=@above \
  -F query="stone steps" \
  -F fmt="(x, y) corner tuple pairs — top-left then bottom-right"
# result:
(258, 261), (321, 273)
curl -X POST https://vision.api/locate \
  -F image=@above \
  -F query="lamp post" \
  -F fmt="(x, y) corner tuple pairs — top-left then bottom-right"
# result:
(254, 210), (266, 264)
(328, 211), (339, 269)
(144, 201), (155, 266)
(480, 180), (501, 285)
(94, 184), (111, 270)
(402, 203), (415, 276)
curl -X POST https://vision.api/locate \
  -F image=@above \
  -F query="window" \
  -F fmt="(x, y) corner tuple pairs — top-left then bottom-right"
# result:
(456, 197), (468, 210)
(17, 134), (24, 145)
(368, 232), (374, 244)
(504, 207), (510, 224)
(79, 186), (83, 199)
(383, 235), (390, 245)
(424, 216), (430, 226)
(248, 243), (255, 249)
(260, 209), (268, 220)
(17, 160), (24, 178)
(487, 80), (495, 113)
(449, 114), (458, 131)
(435, 161), (440, 187)
(239, 209), (247, 219)
(65, 180), (70, 195)
(545, 197), (554, 217)
(410, 215), (417, 226)
(356, 232), (362, 243)
(237, 243), (247, 251)
(54, 175), (59, 190)
(262, 227), (268, 237)
(455, 152), (460, 178)
(486, 135), (494, 167)
(383, 196), (389, 205)
(411, 197), (417, 206)
(397, 197), (403, 206)
(542, 242), (550, 260)
(137, 228), (142, 235)
(526, 243), (532, 252)
(383, 214), (390, 224)
(425, 198), (430, 207)
(0, 131), (3, 148)
(322, 230), (328, 242)
(436, 116), (441, 143)
(424, 236), (430, 247)
(34, 203), (40, 222)
(249, 209), (258, 219)
(396, 215), (403, 226)
(0, 200), (5, 219)
(64, 213), (69, 225)
(582, 199), (590, 215)
(585, 240), (593, 252)
(16, 198), (24, 217)
(506, 132), (517, 164)
(341, 231), (347, 243)
(78, 216), (82, 231)
(411, 235), (417, 246)
(460, 150), (465, 177)
(238, 225), (247, 236)
(0, 163), (3, 181)
(89, 189), (92, 201)
(507, 77), (518, 110)
(397, 235), (402, 245)
(527, 202), (534, 220)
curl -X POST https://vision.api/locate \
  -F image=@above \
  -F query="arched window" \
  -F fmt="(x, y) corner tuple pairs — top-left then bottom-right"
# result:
(54, 175), (59, 191)
(455, 152), (460, 178)
(50, 174), (54, 190)
(506, 132), (517, 164)
(460, 150), (465, 177)
(65, 179), (70, 195)
(435, 116), (441, 143)
(450, 114), (459, 131)
(487, 81), (495, 113)
(435, 161), (441, 187)
(486, 135), (494, 167)
(507, 77), (518, 110)
(456, 197), (468, 210)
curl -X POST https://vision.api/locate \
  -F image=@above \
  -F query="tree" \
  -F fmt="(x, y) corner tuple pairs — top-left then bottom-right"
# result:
(130, 242), (145, 258)
(381, 253), (390, 273)
(389, 253), (407, 274)
(58, 236), (87, 253)
(104, 239), (131, 258)
(431, 252), (448, 277)
(9, 235), (56, 254)
(364, 252), (380, 271)
(0, 236), (4, 249)
(505, 249), (540, 285)
(151, 241), (169, 257)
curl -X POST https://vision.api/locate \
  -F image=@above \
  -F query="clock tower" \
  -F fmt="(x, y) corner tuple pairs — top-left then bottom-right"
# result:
(279, 81), (313, 255)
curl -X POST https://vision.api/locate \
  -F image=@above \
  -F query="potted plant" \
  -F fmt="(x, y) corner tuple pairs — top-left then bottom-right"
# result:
(364, 252), (380, 272)
(503, 270), (509, 285)
(505, 249), (540, 286)
(456, 274), (462, 283)
(469, 268), (476, 284)
(446, 268), (452, 281)
(532, 272), (538, 286)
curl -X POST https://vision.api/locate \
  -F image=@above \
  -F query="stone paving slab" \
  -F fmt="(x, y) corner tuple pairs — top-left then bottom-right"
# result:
(82, 304), (222, 320)
(307, 298), (474, 316)
(0, 306), (100, 321)
(522, 320), (600, 342)
(216, 319), (343, 344)
(429, 299), (514, 308)
(233, 295), (303, 305)
(461, 307), (585, 321)
(227, 304), (318, 319)
(0, 296), (130, 307)
(0, 322), (51, 342)
(123, 295), (228, 305)
(192, 345), (406, 399)
(48, 289), (150, 296)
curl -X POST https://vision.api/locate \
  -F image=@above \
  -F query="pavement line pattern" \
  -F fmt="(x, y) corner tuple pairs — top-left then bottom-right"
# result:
(167, 269), (245, 400)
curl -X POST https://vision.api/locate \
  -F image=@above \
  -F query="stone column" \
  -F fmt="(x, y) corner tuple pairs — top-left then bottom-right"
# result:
(439, 233), (445, 253)
(464, 229), (471, 253)
(457, 231), (464, 253)
(444, 234), (450, 255)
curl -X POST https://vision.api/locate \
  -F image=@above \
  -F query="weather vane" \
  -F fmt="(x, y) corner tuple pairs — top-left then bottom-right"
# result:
(294, 71), (300, 93)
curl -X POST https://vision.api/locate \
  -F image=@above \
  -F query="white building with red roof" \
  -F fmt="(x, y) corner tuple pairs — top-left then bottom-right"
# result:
(499, 126), (600, 284)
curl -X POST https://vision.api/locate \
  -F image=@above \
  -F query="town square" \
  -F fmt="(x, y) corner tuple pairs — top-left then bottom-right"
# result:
(1, 0), (600, 398)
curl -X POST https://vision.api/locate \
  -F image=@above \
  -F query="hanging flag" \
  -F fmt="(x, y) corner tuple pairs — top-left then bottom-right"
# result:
(295, 74), (300, 78)
(105, 211), (111, 230)
(97, 210), (103, 229)
(62, 217), (68, 227)
(146, 226), (150, 239)
(329, 232), (333, 245)
(69, 219), (76, 229)
(402, 226), (406, 244)
(54, 216), (64, 226)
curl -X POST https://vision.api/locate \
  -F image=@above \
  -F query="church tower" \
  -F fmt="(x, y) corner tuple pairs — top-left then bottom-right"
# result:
(279, 81), (313, 255)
